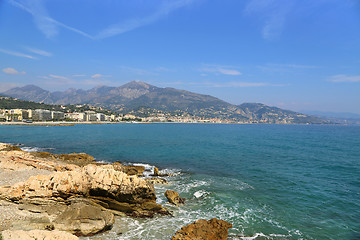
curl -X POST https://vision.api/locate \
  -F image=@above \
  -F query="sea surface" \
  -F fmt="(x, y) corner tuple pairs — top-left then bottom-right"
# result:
(0, 123), (359, 240)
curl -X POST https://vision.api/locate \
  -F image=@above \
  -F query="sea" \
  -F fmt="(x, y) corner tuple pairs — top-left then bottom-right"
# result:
(0, 123), (359, 240)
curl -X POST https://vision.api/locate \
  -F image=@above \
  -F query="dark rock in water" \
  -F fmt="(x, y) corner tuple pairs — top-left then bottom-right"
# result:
(165, 190), (185, 206)
(154, 167), (160, 176)
(171, 218), (232, 240)
(146, 178), (168, 185)
(112, 162), (145, 176)
(53, 200), (114, 237)
(0, 145), (22, 152)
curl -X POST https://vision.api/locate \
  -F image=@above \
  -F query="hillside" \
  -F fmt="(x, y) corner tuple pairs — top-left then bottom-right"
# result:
(2, 82), (329, 124)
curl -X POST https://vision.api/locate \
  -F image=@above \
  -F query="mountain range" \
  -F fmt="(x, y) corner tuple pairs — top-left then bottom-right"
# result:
(1, 81), (328, 124)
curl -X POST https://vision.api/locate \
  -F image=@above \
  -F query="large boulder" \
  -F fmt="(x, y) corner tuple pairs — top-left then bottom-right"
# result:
(53, 200), (114, 236)
(165, 190), (185, 206)
(1, 229), (78, 240)
(171, 218), (232, 240)
(0, 164), (166, 216)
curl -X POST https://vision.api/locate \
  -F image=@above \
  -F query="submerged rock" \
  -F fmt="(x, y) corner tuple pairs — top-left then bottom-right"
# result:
(1, 229), (78, 240)
(165, 190), (185, 206)
(171, 218), (232, 240)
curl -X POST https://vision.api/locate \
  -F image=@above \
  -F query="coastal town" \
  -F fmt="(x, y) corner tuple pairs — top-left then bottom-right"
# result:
(0, 107), (229, 124)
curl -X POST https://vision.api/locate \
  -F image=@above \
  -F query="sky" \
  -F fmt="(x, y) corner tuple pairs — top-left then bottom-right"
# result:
(0, 0), (359, 114)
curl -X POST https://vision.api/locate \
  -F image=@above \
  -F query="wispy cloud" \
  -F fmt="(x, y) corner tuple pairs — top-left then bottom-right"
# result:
(91, 73), (114, 79)
(200, 64), (242, 76)
(196, 81), (285, 88)
(25, 47), (52, 57)
(328, 74), (360, 83)
(95, 0), (195, 39)
(72, 74), (87, 77)
(10, 0), (195, 40)
(0, 48), (37, 59)
(2, 67), (26, 75)
(9, 0), (93, 39)
(258, 63), (320, 72)
(244, 0), (295, 40)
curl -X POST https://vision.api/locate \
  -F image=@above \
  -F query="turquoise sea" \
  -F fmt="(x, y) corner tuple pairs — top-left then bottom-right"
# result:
(0, 124), (359, 240)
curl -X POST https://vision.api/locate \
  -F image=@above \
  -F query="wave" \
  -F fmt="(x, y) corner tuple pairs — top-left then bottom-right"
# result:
(21, 146), (55, 152)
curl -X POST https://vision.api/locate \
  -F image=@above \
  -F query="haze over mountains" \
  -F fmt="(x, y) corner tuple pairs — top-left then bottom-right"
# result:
(2, 81), (328, 124)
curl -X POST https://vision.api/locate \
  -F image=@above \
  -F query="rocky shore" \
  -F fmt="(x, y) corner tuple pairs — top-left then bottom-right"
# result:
(0, 142), (232, 239)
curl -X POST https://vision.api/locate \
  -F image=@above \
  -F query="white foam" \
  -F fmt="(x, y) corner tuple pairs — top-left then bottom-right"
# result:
(194, 190), (208, 198)
(21, 147), (55, 152)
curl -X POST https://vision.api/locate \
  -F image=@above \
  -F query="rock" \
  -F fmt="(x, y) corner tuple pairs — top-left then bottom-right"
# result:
(112, 163), (145, 176)
(9, 216), (54, 231)
(57, 153), (95, 166)
(0, 164), (167, 216)
(1, 229), (79, 240)
(171, 218), (232, 240)
(154, 167), (160, 176)
(53, 200), (114, 237)
(28, 151), (95, 166)
(0, 144), (22, 152)
(146, 178), (168, 185)
(165, 190), (185, 206)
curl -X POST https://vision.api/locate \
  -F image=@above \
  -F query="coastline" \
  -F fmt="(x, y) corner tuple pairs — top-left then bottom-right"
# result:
(0, 142), (233, 239)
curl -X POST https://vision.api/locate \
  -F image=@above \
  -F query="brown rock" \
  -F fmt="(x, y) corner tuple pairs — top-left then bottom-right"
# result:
(146, 178), (168, 185)
(0, 164), (166, 216)
(154, 167), (160, 176)
(57, 153), (95, 166)
(1, 229), (79, 240)
(171, 218), (232, 240)
(53, 201), (114, 237)
(165, 190), (185, 206)
(112, 163), (145, 176)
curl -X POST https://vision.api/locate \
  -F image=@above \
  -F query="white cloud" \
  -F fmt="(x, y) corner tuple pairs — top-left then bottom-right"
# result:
(2, 67), (26, 75)
(95, 0), (195, 39)
(195, 81), (286, 88)
(210, 81), (283, 87)
(0, 48), (37, 59)
(328, 74), (360, 83)
(48, 74), (68, 80)
(244, 0), (295, 40)
(91, 74), (102, 79)
(200, 64), (242, 76)
(258, 63), (320, 72)
(25, 47), (52, 57)
(10, 0), (195, 40)
(9, 0), (93, 39)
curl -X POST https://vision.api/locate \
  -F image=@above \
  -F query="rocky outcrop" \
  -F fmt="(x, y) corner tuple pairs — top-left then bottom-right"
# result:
(112, 162), (145, 176)
(0, 164), (167, 216)
(1, 229), (79, 240)
(52, 200), (114, 236)
(171, 218), (232, 240)
(165, 190), (185, 206)
(30, 151), (94, 166)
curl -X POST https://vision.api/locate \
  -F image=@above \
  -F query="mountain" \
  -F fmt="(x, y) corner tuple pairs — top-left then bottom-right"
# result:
(2, 81), (329, 124)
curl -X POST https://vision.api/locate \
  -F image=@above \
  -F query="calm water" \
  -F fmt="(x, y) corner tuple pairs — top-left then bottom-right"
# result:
(1, 124), (359, 239)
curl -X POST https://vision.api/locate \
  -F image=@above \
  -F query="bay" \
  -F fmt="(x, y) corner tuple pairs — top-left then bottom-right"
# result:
(0, 124), (359, 239)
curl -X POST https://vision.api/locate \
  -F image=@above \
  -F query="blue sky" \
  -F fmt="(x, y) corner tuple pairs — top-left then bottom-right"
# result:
(0, 0), (359, 113)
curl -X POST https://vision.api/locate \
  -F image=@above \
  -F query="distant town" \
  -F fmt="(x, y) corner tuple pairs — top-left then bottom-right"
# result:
(0, 107), (233, 123)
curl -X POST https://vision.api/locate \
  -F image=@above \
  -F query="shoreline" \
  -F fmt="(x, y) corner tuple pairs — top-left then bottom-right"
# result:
(0, 142), (234, 239)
